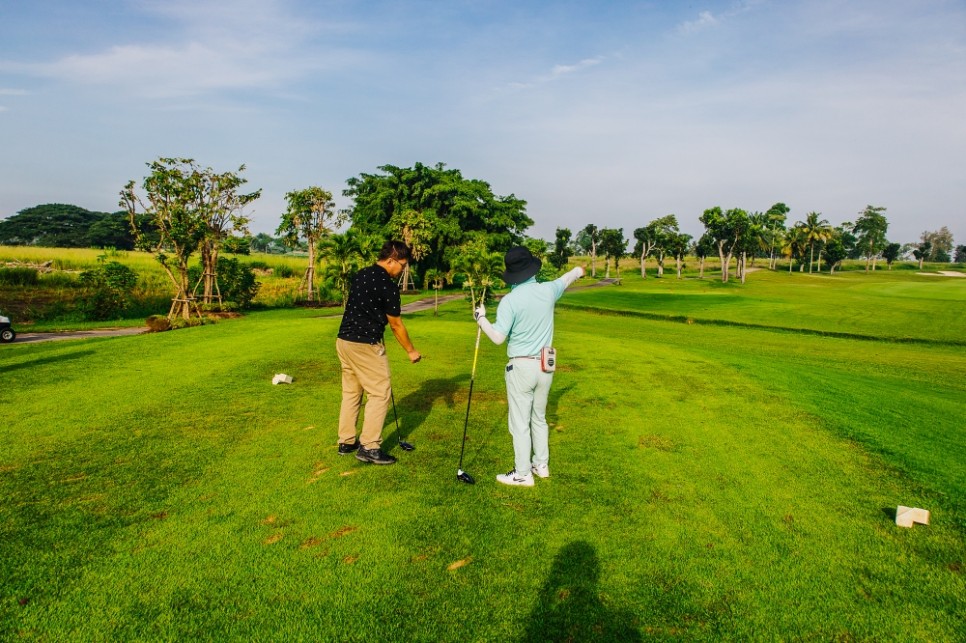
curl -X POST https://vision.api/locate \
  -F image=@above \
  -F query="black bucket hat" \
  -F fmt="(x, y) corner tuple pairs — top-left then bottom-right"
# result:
(502, 246), (541, 285)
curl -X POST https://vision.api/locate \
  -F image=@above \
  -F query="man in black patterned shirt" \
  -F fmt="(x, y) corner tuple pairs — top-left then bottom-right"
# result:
(336, 240), (421, 465)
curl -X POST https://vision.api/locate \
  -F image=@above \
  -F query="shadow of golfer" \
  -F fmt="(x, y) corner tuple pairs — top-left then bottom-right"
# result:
(383, 375), (466, 450)
(524, 541), (642, 642)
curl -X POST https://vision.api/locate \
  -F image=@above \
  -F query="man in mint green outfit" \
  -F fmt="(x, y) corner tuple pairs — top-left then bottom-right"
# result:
(475, 247), (584, 487)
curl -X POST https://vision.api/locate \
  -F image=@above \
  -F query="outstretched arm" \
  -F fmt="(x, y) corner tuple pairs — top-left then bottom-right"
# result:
(474, 304), (506, 345)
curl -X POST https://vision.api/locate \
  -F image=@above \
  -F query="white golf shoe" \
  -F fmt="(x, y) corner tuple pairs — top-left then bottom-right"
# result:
(530, 463), (550, 479)
(496, 469), (534, 487)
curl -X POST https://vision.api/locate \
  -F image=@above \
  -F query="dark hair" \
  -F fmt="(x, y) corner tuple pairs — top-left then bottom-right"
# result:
(378, 240), (411, 261)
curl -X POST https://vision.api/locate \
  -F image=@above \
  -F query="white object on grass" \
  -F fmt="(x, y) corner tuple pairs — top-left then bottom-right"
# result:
(895, 506), (929, 528)
(272, 373), (293, 385)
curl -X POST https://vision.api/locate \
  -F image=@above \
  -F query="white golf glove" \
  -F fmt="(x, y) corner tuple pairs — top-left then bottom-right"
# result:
(474, 304), (486, 321)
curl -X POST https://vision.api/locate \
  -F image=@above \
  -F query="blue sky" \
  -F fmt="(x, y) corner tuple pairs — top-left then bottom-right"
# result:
(1, 0), (964, 246)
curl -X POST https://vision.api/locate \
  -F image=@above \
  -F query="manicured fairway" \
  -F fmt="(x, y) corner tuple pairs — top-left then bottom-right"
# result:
(1, 271), (964, 640)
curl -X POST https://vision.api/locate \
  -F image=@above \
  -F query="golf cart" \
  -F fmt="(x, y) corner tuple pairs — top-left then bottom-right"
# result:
(0, 314), (16, 343)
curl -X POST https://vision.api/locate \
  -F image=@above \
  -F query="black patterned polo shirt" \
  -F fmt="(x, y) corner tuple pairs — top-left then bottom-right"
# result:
(337, 264), (402, 344)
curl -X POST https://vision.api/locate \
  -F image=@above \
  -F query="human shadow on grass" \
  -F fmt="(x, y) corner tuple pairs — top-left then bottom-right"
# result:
(0, 349), (95, 374)
(382, 375), (467, 453)
(524, 540), (642, 642)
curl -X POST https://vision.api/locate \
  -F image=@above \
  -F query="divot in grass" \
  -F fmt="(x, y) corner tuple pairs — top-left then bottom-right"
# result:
(447, 557), (471, 571)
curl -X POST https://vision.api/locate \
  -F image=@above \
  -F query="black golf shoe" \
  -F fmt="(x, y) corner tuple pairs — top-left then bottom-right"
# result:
(355, 447), (397, 465)
(338, 439), (360, 455)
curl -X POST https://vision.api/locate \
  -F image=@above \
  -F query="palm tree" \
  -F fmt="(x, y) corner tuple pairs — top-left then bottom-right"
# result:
(781, 225), (809, 273)
(796, 212), (832, 274)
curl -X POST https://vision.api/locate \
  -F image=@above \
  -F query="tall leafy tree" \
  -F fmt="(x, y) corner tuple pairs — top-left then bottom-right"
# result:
(666, 232), (692, 280)
(550, 227), (574, 271)
(797, 211), (832, 274)
(196, 165), (261, 304)
(781, 225), (809, 273)
(699, 207), (749, 283)
(823, 229), (849, 274)
(581, 224), (600, 278)
(882, 242), (902, 269)
(912, 241), (932, 269)
(0, 204), (126, 248)
(598, 228), (627, 281)
(277, 187), (345, 302)
(920, 227), (954, 262)
(764, 203), (790, 269)
(852, 205), (889, 272)
(388, 209), (433, 291)
(344, 162), (531, 275)
(121, 158), (211, 320)
(693, 232), (716, 279)
(954, 245), (966, 263)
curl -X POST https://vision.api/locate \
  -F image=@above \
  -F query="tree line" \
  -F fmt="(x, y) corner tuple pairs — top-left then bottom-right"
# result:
(547, 205), (961, 285)
(2, 158), (963, 320)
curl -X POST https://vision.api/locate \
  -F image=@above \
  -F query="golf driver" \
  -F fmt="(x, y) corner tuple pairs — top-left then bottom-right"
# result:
(457, 289), (486, 484)
(392, 390), (415, 451)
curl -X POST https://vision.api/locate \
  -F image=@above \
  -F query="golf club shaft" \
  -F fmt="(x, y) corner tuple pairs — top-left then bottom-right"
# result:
(458, 289), (486, 470)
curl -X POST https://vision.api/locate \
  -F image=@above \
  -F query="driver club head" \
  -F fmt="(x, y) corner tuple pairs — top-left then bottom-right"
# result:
(456, 469), (476, 485)
(399, 440), (415, 452)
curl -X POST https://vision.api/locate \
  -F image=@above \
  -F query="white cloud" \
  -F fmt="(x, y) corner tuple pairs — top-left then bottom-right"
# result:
(678, 11), (719, 34)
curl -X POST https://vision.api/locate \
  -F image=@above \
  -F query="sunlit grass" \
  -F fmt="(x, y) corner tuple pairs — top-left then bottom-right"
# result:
(1, 278), (964, 639)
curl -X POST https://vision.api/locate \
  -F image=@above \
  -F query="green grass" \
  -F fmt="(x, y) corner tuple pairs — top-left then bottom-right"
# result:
(1, 273), (964, 640)
(565, 268), (966, 344)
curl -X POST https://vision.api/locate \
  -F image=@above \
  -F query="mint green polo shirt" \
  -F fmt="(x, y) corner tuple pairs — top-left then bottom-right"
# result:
(492, 276), (567, 357)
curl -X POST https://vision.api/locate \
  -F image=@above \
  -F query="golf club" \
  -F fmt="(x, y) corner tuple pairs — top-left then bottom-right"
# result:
(457, 289), (486, 484)
(392, 390), (415, 451)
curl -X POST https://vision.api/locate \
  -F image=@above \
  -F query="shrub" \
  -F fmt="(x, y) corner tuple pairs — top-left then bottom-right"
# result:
(0, 267), (39, 286)
(188, 257), (261, 309)
(78, 261), (138, 320)
(145, 315), (171, 332)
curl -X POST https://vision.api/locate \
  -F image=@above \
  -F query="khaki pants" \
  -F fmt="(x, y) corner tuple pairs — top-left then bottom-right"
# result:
(337, 338), (392, 449)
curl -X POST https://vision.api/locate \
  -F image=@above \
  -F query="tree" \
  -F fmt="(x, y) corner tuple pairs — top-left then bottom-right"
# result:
(921, 227), (954, 262)
(450, 235), (503, 307)
(823, 230), (849, 274)
(277, 186), (345, 302)
(781, 225), (808, 273)
(195, 165), (261, 305)
(344, 162), (531, 277)
(598, 228), (627, 281)
(121, 158), (212, 320)
(549, 228), (573, 271)
(796, 211), (832, 274)
(764, 203), (790, 269)
(693, 233), (715, 279)
(88, 211), (139, 250)
(955, 245), (966, 263)
(422, 267), (449, 316)
(882, 242), (902, 269)
(852, 205), (889, 272)
(320, 229), (367, 306)
(665, 232), (692, 280)
(0, 204), (127, 248)
(634, 215), (678, 279)
(581, 224), (600, 278)
(388, 209), (433, 291)
(912, 241), (932, 269)
(699, 207), (749, 283)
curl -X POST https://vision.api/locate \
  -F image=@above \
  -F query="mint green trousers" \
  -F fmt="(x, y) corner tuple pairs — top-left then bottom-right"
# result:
(505, 358), (554, 474)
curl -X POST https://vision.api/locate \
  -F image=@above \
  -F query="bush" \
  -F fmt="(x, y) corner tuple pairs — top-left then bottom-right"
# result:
(188, 257), (261, 309)
(78, 261), (138, 320)
(0, 267), (39, 286)
(146, 315), (171, 332)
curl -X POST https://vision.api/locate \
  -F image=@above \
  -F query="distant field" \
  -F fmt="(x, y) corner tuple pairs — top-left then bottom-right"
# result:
(565, 268), (966, 344)
(1, 270), (963, 640)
